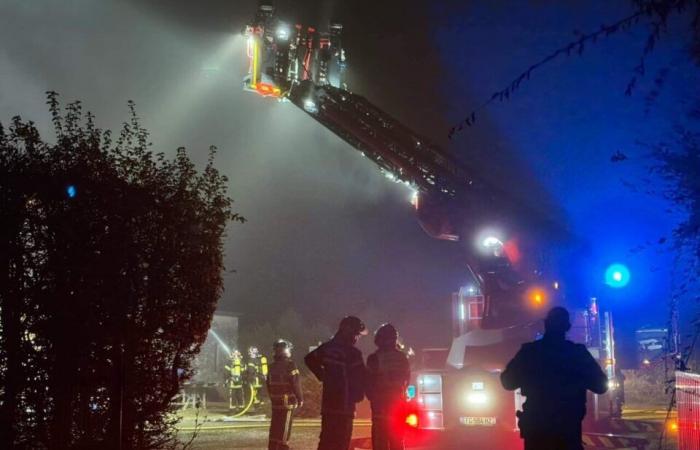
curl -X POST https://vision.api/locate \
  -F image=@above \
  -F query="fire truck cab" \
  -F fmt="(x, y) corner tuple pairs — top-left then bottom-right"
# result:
(407, 295), (617, 447)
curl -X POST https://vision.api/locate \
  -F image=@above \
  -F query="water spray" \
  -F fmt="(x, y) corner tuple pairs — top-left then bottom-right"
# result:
(208, 329), (232, 355)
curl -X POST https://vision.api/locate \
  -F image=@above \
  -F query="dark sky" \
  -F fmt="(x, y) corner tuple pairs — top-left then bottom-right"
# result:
(1, 1), (697, 358)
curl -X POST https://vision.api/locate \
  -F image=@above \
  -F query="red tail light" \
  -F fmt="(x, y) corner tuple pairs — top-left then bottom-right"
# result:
(405, 413), (419, 428)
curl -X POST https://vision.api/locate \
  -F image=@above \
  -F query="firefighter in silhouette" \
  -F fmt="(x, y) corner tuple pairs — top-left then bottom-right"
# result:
(367, 323), (411, 450)
(305, 316), (368, 450)
(225, 350), (244, 409)
(501, 307), (608, 450)
(267, 339), (303, 450)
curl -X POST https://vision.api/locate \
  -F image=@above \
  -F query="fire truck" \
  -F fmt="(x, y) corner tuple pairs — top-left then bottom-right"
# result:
(405, 297), (617, 446)
(241, 1), (619, 443)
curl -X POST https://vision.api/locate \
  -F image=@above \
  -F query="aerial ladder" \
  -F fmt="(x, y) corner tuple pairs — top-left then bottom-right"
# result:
(242, 1), (568, 329)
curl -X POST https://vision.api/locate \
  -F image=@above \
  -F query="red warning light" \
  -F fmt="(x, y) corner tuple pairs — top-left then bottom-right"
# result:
(503, 239), (522, 265)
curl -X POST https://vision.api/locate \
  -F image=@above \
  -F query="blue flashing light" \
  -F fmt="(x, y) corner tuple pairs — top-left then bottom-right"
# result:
(605, 263), (630, 288)
(406, 385), (416, 400)
(66, 185), (77, 198)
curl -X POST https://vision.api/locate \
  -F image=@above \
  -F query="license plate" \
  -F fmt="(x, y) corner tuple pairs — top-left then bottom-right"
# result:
(460, 416), (497, 426)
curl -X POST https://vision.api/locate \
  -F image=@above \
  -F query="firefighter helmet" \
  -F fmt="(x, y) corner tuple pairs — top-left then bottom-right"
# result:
(273, 339), (293, 357)
(248, 346), (260, 359)
(339, 316), (368, 336)
(374, 323), (399, 347)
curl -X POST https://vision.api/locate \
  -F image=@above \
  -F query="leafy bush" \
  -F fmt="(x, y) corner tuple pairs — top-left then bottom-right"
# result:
(623, 368), (672, 407)
(296, 371), (323, 418)
(0, 93), (242, 448)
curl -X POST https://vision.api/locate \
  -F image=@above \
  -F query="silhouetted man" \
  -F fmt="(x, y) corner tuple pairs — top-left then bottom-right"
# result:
(501, 307), (608, 450)
(367, 323), (411, 450)
(305, 316), (367, 450)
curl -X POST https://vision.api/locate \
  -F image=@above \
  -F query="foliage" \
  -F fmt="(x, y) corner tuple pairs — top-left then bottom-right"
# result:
(649, 101), (700, 366)
(0, 93), (242, 449)
(623, 368), (672, 406)
(449, 0), (700, 138)
(296, 372), (323, 418)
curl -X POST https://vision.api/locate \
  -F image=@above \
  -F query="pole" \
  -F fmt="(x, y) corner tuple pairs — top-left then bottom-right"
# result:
(118, 339), (124, 450)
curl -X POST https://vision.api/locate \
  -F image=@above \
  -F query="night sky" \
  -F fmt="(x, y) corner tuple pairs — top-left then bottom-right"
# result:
(1, 0), (697, 364)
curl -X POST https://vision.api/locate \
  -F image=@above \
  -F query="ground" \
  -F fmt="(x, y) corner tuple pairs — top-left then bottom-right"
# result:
(175, 404), (371, 450)
(175, 402), (677, 449)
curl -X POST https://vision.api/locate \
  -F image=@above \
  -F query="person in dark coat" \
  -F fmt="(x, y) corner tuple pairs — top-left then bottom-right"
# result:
(501, 306), (608, 450)
(305, 316), (368, 450)
(366, 323), (411, 450)
(267, 339), (303, 450)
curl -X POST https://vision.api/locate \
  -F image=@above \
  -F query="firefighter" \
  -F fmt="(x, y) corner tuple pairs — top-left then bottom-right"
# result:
(247, 346), (266, 405)
(267, 339), (303, 450)
(501, 307), (608, 450)
(305, 316), (368, 450)
(367, 323), (411, 450)
(225, 350), (244, 409)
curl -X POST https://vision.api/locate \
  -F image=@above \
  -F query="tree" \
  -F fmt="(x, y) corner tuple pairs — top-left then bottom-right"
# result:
(449, 0), (700, 136)
(0, 93), (243, 449)
(649, 103), (700, 369)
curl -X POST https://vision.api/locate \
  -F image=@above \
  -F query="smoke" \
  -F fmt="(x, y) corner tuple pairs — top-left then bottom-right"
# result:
(0, 0), (472, 348)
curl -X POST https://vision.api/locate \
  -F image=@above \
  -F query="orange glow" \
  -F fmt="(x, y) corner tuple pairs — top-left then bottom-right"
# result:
(405, 413), (419, 428)
(253, 83), (282, 98)
(667, 419), (678, 433)
(525, 287), (547, 308)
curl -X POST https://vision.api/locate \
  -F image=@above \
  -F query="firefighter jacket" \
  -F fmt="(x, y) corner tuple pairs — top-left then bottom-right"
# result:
(366, 348), (410, 412)
(225, 356), (243, 388)
(246, 355), (268, 387)
(266, 357), (303, 410)
(304, 336), (366, 415)
(501, 336), (608, 435)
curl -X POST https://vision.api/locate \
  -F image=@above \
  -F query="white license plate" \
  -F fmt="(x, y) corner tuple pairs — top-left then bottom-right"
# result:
(460, 416), (497, 426)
